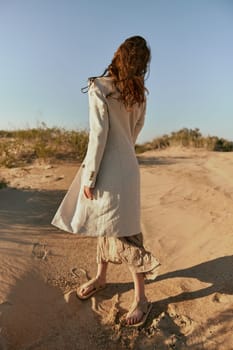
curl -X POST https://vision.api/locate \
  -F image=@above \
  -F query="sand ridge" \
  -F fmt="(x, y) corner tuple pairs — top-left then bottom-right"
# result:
(0, 148), (233, 349)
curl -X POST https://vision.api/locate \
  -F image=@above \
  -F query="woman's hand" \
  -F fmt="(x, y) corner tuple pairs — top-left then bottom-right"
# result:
(84, 186), (94, 200)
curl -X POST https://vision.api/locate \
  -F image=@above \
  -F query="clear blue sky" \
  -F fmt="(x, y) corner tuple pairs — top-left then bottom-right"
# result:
(0, 0), (232, 142)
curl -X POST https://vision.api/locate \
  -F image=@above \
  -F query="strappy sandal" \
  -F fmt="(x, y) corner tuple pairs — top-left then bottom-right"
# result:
(76, 278), (106, 300)
(126, 299), (152, 327)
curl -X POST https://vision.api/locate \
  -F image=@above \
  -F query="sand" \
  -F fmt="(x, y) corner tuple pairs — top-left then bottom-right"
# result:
(0, 148), (232, 350)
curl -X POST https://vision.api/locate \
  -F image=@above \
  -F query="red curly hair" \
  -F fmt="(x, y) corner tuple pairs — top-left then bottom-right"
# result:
(107, 36), (151, 108)
(83, 36), (151, 108)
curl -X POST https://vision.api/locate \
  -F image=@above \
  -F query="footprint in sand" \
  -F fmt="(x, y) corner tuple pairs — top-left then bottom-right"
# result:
(62, 268), (90, 301)
(167, 305), (194, 336)
(172, 314), (194, 336)
(70, 267), (88, 280)
(32, 242), (49, 260)
(212, 292), (233, 304)
(63, 290), (77, 304)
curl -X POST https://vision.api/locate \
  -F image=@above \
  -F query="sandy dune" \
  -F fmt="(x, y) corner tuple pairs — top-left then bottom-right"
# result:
(0, 148), (233, 349)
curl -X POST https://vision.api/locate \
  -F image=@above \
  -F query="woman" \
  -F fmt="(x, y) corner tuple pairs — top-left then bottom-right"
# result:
(52, 35), (160, 327)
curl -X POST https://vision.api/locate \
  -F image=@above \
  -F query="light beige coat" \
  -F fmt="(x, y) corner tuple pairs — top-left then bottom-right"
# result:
(51, 77), (146, 237)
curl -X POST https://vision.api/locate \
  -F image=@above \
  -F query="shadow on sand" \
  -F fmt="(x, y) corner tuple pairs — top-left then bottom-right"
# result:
(137, 155), (193, 167)
(0, 187), (66, 229)
(105, 255), (233, 304)
(102, 255), (233, 348)
(1, 186), (232, 349)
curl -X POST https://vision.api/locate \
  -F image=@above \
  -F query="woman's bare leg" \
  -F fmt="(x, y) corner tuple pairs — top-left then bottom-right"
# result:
(78, 261), (108, 297)
(96, 261), (108, 284)
(126, 269), (147, 325)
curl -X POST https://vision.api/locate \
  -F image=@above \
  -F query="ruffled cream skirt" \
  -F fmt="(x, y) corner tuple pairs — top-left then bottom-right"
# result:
(96, 233), (160, 280)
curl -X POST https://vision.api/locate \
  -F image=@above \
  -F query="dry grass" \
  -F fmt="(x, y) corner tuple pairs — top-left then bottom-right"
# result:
(136, 128), (233, 153)
(0, 123), (88, 168)
(0, 125), (232, 168)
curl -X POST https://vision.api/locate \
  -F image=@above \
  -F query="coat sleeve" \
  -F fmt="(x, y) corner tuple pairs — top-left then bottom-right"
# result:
(82, 81), (109, 188)
(133, 101), (146, 144)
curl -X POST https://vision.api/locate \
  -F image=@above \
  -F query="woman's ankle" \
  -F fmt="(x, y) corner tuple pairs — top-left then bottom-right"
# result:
(96, 262), (108, 283)
(134, 295), (147, 303)
(94, 276), (106, 288)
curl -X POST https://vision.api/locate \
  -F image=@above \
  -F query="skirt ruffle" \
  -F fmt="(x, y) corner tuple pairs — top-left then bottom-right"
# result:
(96, 233), (160, 280)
